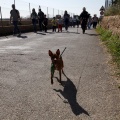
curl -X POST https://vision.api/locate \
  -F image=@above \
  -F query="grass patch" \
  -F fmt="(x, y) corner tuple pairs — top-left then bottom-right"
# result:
(96, 26), (120, 70)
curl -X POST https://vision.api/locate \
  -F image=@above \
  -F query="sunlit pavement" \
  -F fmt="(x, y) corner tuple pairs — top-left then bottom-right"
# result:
(0, 28), (120, 120)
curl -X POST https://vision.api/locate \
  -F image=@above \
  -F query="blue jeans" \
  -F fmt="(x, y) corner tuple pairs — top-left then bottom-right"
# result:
(87, 22), (91, 29)
(13, 21), (20, 34)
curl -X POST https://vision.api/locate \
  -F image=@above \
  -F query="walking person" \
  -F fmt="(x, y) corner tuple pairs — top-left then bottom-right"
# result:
(69, 17), (73, 27)
(57, 16), (63, 32)
(79, 7), (89, 34)
(93, 14), (99, 29)
(63, 10), (70, 32)
(76, 16), (80, 28)
(87, 15), (92, 29)
(10, 4), (21, 36)
(72, 16), (76, 28)
(43, 15), (48, 32)
(31, 8), (38, 33)
(51, 17), (57, 32)
(38, 9), (44, 31)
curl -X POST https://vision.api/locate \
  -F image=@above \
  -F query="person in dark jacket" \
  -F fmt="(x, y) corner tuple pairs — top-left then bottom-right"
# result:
(38, 9), (44, 31)
(79, 7), (89, 34)
(31, 8), (38, 33)
(92, 14), (99, 29)
(43, 15), (48, 32)
(63, 10), (70, 31)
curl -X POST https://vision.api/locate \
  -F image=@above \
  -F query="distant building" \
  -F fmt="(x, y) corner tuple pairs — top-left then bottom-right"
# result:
(56, 15), (61, 19)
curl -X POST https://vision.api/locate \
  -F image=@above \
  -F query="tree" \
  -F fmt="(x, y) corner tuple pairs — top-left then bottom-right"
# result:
(112, 0), (120, 4)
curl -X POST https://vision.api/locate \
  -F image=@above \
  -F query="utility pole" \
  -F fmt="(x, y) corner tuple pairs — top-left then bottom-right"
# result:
(14, 0), (15, 5)
(47, 7), (48, 18)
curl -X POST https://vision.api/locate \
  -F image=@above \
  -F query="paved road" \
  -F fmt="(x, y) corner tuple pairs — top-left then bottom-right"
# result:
(0, 28), (120, 120)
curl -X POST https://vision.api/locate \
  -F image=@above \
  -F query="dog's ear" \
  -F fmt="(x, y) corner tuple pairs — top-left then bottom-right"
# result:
(48, 50), (53, 57)
(56, 49), (60, 56)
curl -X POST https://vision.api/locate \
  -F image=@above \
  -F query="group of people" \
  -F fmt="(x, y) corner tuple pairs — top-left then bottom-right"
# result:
(69, 14), (99, 30)
(31, 8), (48, 33)
(10, 4), (99, 36)
(10, 4), (48, 35)
(51, 16), (63, 32)
(79, 7), (99, 33)
(87, 14), (99, 29)
(46, 10), (70, 32)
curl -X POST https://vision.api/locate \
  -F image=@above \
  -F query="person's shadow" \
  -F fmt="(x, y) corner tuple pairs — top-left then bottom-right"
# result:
(36, 32), (46, 35)
(17, 35), (27, 39)
(85, 33), (100, 36)
(53, 73), (89, 116)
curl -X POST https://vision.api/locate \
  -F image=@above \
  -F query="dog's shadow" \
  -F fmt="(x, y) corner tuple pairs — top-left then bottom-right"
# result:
(53, 73), (89, 116)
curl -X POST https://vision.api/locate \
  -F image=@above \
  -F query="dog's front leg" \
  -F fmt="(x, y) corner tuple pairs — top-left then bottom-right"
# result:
(51, 72), (54, 84)
(51, 63), (55, 84)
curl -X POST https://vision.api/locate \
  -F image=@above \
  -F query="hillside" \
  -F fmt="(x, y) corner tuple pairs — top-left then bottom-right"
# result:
(101, 15), (120, 37)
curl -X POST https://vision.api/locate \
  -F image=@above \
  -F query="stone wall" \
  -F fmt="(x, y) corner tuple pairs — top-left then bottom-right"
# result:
(0, 20), (52, 36)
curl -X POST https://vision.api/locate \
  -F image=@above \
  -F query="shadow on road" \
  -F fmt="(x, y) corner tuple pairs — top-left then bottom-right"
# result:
(37, 32), (46, 35)
(85, 33), (100, 36)
(17, 35), (28, 39)
(61, 31), (80, 34)
(45, 32), (55, 34)
(53, 73), (89, 116)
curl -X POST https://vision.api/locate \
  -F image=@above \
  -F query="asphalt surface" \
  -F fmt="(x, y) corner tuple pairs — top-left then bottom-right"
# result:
(0, 28), (120, 120)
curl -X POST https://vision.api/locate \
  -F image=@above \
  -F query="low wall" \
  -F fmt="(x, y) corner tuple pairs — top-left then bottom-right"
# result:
(0, 20), (53, 36)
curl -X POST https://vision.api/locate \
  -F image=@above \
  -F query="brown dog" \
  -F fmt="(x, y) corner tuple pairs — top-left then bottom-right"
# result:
(48, 49), (64, 84)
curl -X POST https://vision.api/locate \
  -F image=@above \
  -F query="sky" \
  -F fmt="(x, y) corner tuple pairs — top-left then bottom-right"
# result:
(0, 0), (105, 18)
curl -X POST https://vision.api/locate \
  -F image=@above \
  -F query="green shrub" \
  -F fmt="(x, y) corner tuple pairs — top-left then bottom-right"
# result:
(105, 4), (120, 16)
(96, 26), (120, 68)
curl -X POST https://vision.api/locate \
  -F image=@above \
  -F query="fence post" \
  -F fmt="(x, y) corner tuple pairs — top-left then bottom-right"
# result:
(47, 7), (48, 18)
(0, 6), (2, 22)
(29, 3), (31, 18)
